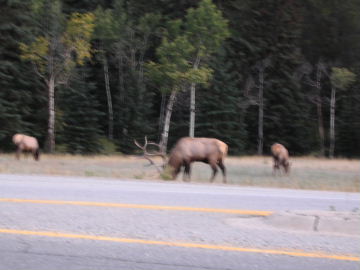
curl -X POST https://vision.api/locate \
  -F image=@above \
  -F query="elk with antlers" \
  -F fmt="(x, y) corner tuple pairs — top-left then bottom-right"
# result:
(135, 137), (228, 183)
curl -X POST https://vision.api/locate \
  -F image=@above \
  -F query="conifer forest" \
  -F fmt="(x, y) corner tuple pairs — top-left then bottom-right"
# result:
(1, 0), (360, 157)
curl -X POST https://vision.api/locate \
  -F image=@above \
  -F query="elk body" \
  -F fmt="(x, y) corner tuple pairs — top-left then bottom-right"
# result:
(12, 134), (40, 161)
(135, 137), (228, 183)
(271, 143), (290, 175)
(168, 137), (228, 182)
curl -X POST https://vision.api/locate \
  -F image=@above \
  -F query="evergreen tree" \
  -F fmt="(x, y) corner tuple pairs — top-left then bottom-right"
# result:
(235, 0), (312, 154)
(63, 0), (109, 13)
(264, 1), (314, 155)
(59, 67), (104, 154)
(336, 82), (360, 157)
(107, 2), (161, 153)
(301, 0), (360, 156)
(196, 48), (246, 154)
(0, 0), (44, 150)
(328, 67), (356, 158)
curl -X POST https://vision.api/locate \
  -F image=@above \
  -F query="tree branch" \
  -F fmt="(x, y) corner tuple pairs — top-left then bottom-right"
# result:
(32, 63), (48, 85)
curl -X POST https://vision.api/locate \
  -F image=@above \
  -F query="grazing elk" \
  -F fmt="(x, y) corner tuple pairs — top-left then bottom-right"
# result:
(271, 143), (290, 175)
(135, 137), (228, 183)
(12, 133), (40, 161)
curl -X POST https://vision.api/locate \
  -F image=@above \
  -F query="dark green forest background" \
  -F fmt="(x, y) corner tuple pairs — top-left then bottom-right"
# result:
(1, 0), (360, 157)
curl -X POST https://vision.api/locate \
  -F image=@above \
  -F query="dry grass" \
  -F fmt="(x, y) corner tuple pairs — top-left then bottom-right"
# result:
(0, 154), (359, 192)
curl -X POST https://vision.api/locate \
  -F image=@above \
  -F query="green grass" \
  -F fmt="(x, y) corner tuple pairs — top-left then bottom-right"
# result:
(0, 154), (358, 192)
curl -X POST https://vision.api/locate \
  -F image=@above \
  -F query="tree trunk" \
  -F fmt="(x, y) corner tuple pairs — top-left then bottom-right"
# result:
(47, 77), (56, 153)
(316, 63), (325, 156)
(189, 82), (196, 137)
(137, 48), (146, 106)
(160, 90), (177, 153)
(103, 55), (114, 140)
(257, 67), (264, 155)
(118, 56), (125, 103)
(189, 55), (201, 137)
(329, 86), (336, 159)
(158, 92), (166, 139)
(130, 33), (136, 72)
(317, 101), (325, 156)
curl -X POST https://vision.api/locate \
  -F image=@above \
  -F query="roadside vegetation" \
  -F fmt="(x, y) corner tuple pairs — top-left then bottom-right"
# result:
(0, 154), (358, 192)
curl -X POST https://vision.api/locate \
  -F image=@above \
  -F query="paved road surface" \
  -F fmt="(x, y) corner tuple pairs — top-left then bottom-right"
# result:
(0, 174), (359, 270)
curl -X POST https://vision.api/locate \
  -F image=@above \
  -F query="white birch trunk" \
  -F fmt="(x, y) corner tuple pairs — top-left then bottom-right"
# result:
(160, 90), (177, 153)
(257, 68), (264, 155)
(103, 55), (114, 140)
(189, 55), (201, 137)
(189, 82), (196, 137)
(158, 92), (166, 136)
(47, 77), (56, 153)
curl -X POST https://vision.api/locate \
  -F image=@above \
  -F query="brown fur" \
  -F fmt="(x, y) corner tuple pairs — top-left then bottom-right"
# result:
(12, 134), (40, 161)
(167, 137), (228, 183)
(271, 143), (289, 175)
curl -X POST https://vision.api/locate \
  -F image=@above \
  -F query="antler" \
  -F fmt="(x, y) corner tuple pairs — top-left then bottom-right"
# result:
(134, 136), (166, 173)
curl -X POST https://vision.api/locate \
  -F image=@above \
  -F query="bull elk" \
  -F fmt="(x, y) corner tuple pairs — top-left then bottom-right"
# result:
(12, 133), (40, 161)
(271, 143), (290, 175)
(135, 137), (228, 183)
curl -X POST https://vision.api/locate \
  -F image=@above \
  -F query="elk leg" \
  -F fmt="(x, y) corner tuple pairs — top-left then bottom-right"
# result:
(281, 160), (289, 176)
(278, 159), (287, 176)
(273, 164), (280, 176)
(183, 163), (191, 182)
(218, 160), (226, 183)
(32, 149), (39, 161)
(284, 161), (290, 175)
(172, 167), (181, 180)
(16, 147), (21, 160)
(209, 163), (218, 183)
(34, 148), (40, 161)
(272, 157), (279, 176)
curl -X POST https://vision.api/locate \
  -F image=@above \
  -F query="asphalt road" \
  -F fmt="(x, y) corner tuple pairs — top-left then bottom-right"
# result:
(0, 174), (359, 270)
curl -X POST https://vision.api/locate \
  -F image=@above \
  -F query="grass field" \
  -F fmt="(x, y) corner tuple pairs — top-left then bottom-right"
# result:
(0, 154), (359, 192)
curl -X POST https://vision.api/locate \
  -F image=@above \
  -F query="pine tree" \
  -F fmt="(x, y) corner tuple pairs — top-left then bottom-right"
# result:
(235, 0), (312, 154)
(196, 48), (247, 154)
(0, 0), (44, 150)
(300, 0), (360, 156)
(336, 83), (360, 157)
(263, 1), (314, 155)
(59, 67), (104, 154)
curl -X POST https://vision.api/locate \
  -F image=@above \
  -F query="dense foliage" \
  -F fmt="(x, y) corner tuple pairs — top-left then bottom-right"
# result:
(1, 0), (359, 157)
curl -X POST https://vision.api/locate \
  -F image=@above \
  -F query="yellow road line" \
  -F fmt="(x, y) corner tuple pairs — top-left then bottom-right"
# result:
(0, 198), (272, 216)
(0, 228), (358, 262)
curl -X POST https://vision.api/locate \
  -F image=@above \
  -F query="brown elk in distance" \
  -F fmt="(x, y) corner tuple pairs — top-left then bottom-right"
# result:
(12, 134), (40, 161)
(271, 143), (290, 175)
(135, 137), (228, 183)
